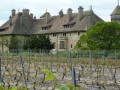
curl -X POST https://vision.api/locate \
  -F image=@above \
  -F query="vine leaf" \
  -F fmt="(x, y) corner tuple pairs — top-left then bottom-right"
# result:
(42, 69), (51, 73)
(46, 74), (54, 81)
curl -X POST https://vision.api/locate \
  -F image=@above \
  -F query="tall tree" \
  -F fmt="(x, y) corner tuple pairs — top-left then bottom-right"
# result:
(75, 22), (120, 50)
(9, 35), (19, 52)
(74, 34), (87, 49)
(23, 35), (54, 51)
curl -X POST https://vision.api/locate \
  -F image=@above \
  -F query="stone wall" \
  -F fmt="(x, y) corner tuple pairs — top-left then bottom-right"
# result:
(49, 31), (85, 52)
(0, 32), (85, 52)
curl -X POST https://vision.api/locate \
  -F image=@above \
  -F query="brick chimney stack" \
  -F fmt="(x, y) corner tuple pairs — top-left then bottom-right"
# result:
(12, 9), (16, 17)
(78, 6), (84, 20)
(22, 9), (29, 16)
(67, 8), (72, 22)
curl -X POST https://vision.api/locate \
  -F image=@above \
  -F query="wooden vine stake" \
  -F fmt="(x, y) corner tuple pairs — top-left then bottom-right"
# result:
(72, 67), (77, 87)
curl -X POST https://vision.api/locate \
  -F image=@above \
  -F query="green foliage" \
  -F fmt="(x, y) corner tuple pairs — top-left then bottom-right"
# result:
(0, 86), (17, 90)
(0, 85), (5, 90)
(42, 69), (51, 73)
(75, 21), (120, 50)
(23, 35), (54, 51)
(21, 87), (28, 90)
(8, 86), (18, 90)
(41, 69), (86, 90)
(60, 85), (70, 90)
(0, 85), (28, 90)
(41, 69), (54, 81)
(57, 51), (69, 57)
(74, 34), (88, 49)
(46, 74), (54, 81)
(9, 35), (19, 50)
(87, 21), (120, 50)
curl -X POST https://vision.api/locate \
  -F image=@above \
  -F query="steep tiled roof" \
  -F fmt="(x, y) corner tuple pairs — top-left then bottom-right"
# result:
(32, 10), (103, 34)
(111, 5), (120, 15)
(0, 12), (33, 35)
(0, 10), (103, 35)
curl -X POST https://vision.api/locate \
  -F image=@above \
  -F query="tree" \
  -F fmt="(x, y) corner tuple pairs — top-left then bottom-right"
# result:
(74, 34), (87, 50)
(75, 21), (120, 50)
(9, 35), (20, 52)
(23, 35), (54, 51)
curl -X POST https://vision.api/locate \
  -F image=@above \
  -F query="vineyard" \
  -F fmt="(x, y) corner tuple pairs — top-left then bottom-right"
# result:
(0, 50), (120, 90)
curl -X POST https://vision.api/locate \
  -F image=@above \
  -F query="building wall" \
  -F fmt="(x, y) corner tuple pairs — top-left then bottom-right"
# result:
(111, 15), (120, 23)
(49, 31), (85, 53)
(0, 32), (84, 52)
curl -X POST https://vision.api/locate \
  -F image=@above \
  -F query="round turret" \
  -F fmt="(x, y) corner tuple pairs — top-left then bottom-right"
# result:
(111, 5), (120, 23)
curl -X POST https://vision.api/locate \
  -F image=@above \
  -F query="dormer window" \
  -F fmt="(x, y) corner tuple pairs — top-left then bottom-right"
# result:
(53, 33), (56, 37)
(41, 24), (52, 30)
(0, 29), (6, 32)
(0, 27), (8, 32)
(63, 22), (76, 28)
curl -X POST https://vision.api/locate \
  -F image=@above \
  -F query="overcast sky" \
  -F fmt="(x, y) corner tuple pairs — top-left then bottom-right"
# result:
(0, 0), (118, 26)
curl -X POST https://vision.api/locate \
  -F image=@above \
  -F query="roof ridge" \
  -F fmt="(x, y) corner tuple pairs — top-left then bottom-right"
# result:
(11, 14), (21, 34)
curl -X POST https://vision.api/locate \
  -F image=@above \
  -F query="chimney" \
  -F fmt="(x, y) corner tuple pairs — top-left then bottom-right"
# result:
(59, 10), (63, 18)
(67, 8), (72, 22)
(30, 13), (33, 18)
(12, 9), (16, 17)
(46, 12), (50, 24)
(34, 16), (36, 20)
(22, 9), (29, 16)
(78, 6), (84, 20)
(9, 16), (12, 26)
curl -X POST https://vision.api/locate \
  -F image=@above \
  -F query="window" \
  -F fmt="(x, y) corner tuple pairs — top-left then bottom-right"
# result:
(63, 33), (66, 36)
(41, 25), (52, 30)
(0, 29), (5, 32)
(60, 41), (64, 49)
(53, 42), (55, 49)
(41, 27), (51, 30)
(60, 41), (67, 49)
(64, 25), (72, 28)
(41, 27), (47, 30)
(63, 22), (76, 28)
(0, 27), (8, 32)
(53, 34), (56, 37)
(71, 44), (72, 48)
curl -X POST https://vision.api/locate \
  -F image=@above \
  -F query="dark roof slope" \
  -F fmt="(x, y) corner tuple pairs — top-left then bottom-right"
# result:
(0, 10), (103, 35)
(0, 12), (33, 35)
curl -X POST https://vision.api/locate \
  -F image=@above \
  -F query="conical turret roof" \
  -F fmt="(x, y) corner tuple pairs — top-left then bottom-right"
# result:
(111, 5), (120, 16)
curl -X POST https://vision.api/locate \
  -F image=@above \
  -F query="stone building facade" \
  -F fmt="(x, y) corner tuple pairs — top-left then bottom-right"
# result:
(0, 6), (112, 52)
(111, 5), (120, 23)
